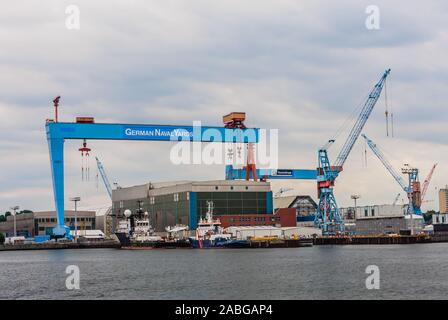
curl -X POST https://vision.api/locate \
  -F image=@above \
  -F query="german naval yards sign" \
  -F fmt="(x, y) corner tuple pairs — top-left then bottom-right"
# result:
(123, 125), (193, 141)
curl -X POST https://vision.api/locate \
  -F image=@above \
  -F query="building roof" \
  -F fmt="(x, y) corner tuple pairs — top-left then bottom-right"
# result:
(273, 195), (297, 209)
(113, 179), (272, 201)
(273, 195), (317, 210)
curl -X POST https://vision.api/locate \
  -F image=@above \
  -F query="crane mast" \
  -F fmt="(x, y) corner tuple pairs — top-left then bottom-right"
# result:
(95, 157), (113, 199)
(315, 69), (390, 234)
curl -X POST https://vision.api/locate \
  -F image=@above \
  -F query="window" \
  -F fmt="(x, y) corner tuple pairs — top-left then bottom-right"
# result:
(230, 186), (234, 190)
(371, 209), (375, 216)
(364, 209), (368, 217)
(215, 186), (219, 190)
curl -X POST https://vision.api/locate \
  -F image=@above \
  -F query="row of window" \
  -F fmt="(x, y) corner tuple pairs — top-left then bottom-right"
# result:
(229, 216), (280, 223)
(114, 191), (268, 209)
(364, 208), (376, 217)
(35, 217), (94, 223)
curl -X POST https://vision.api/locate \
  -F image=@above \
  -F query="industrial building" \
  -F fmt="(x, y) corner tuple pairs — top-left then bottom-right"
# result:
(0, 210), (96, 237)
(340, 204), (405, 220)
(112, 180), (273, 232)
(433, 213), (448, 225)
(273, 195), (317, 226)
(340, 204), (424, 235)
(439, 188), (448, 213)
(216, 208), (296, 228)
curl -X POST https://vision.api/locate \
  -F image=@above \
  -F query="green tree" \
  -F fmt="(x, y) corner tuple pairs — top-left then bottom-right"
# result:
(0, 233), (5, 245)
(0, 215), (5, 222)
(424, 210), (438, 223)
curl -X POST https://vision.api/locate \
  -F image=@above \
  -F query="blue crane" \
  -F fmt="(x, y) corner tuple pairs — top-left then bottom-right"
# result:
(95, 157), (113, 199)
(361, 134), (421, 215)
(315, 69), (391, 234)
(225, 165), (317, 180)
(46, 120), (259, 238)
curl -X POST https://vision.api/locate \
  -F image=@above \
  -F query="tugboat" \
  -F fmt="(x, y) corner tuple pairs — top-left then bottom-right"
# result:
(189, 201), (231, 248)
(115, 208), (191, 249)
(115, 208), (163, 249)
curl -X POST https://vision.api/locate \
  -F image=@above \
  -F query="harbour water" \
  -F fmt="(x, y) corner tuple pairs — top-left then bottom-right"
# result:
(1, 243), (447, 300)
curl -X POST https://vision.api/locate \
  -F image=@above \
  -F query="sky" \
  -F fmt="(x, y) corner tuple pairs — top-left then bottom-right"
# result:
(0, 0), (447, 213)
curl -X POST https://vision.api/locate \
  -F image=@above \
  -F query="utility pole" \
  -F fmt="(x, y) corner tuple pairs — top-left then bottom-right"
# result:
(70, 197), (81, 242)
(10, 206), (19, 237)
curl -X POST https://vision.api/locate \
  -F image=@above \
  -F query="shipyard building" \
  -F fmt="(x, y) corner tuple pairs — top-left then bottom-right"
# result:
(112, 180), (274, 231)
(340, 204), (424, 235)
(439, 188), (448, 214)
(0, 211), (96, 237)
(273, 195), (317, 226)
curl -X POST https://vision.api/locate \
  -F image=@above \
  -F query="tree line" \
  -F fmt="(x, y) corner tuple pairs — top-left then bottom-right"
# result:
(0, 210), (33, 222)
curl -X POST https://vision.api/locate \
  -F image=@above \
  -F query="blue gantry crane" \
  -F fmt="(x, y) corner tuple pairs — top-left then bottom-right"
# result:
(361, 133), (422, 215)
(315, 69), (391, 234)
(46, 115), (259, 238)
(95, 157), (113, 199)
(225, 166), (317, 180)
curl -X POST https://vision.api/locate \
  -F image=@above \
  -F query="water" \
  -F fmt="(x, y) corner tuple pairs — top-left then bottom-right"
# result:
(1, 243), (447, 300)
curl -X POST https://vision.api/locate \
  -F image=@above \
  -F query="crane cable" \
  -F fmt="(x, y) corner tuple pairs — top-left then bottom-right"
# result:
(331, 91), (371, 143)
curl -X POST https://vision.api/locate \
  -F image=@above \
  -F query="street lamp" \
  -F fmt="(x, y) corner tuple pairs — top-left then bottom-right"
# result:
(350, 195), (361, 220)
(10, 206), (19, 237)
(70, 197), (81, 242)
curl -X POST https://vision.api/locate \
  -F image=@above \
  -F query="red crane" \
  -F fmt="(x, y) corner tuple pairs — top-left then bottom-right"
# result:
(421, 163), (437, 202)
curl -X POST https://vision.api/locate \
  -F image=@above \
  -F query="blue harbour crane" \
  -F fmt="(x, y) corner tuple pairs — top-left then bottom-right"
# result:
(315, 69), (391, 235)
(361, 134), (421, 215)
(95, 157), (113, 199)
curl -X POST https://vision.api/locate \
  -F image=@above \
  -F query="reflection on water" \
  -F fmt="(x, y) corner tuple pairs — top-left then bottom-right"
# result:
(0, 244), (447, 299)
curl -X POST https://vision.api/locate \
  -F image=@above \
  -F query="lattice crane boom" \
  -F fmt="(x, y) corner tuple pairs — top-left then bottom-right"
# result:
(421, 163), (437, 201)
(334, 69), (391, 168)
(392, 193), (401, 206)
(361, 134), (408, 191)
(95, 157), (113, 199)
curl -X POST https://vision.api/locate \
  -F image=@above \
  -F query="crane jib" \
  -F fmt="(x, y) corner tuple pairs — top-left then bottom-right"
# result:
(334, 69), (390, 168)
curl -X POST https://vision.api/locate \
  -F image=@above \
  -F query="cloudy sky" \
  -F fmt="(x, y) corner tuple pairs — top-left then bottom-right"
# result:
(0, 0), (447, 213)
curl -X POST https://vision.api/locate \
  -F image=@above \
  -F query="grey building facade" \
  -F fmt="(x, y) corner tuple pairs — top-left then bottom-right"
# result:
(112, 180), (273, 231)
(0, 210), (96, 237)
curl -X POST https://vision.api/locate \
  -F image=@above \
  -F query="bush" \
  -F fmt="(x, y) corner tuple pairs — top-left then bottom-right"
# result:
(0, 233), (5, 245)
